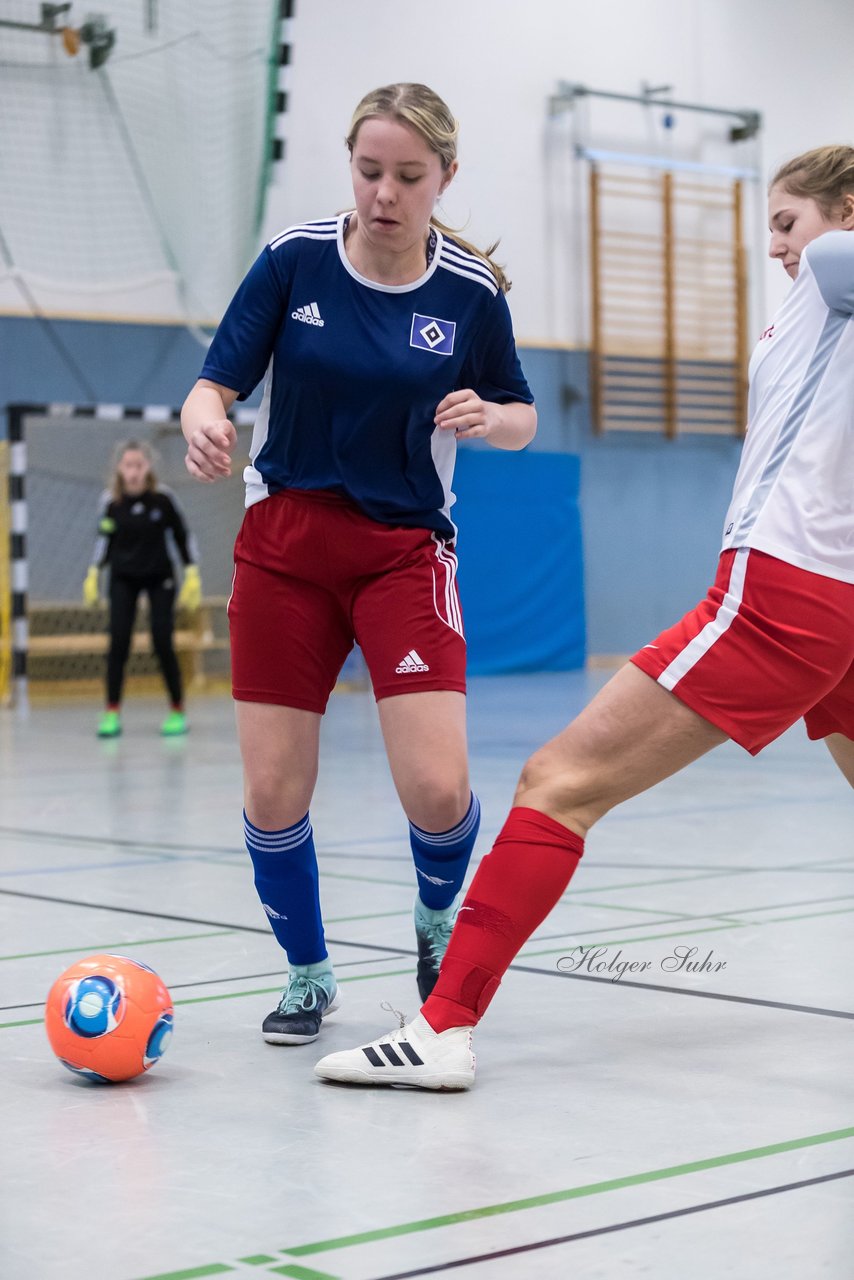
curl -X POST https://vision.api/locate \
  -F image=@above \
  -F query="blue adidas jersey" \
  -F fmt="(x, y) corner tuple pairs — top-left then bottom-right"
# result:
(199, 214), (533, 536)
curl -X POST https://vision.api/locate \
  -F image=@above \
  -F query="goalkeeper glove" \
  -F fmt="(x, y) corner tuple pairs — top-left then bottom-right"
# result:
(178, 564), (201, 612)
(83, 566), (100, 606)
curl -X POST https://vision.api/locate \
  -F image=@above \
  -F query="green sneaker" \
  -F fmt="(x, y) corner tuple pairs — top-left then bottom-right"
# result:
(262, 970), (341, 1045)
(96, 710), (121, 738)
(414, 893), (462, 1001)
(161, 710), (188, 737)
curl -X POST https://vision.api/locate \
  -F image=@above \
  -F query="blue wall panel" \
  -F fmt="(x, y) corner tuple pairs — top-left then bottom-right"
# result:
(453, 449), (585, 674)
(518, 347), (742, 654)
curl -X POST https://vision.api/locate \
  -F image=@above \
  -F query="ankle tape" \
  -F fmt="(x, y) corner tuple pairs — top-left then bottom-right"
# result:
(436, 955), (501, 1017)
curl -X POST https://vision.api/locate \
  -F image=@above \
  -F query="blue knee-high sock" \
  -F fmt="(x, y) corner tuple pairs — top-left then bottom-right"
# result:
(409, 792), (481, 911)
(243, 811), (327, 966)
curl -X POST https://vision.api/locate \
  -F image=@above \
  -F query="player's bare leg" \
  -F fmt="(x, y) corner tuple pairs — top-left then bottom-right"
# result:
(236, 701), (321, 828)
(377, 690), (470, 830)
(517, 663), (728, 835)
(824, 732), (854, 787)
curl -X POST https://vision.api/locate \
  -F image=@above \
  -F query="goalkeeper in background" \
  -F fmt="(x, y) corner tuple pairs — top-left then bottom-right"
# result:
(82, 440), (201, 738)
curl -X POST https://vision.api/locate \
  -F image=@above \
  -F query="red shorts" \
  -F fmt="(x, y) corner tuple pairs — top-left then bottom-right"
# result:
(631, 548), (854, 754)
(229, 490), (467, 713)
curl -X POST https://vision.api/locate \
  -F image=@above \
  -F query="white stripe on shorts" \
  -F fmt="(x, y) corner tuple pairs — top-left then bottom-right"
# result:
(430, 535), (465, 638)
(658, 548), (750, 691)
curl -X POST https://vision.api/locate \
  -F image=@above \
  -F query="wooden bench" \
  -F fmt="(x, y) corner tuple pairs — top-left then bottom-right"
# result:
(28, 628), (210, 656)
(27, 598), (231, 690)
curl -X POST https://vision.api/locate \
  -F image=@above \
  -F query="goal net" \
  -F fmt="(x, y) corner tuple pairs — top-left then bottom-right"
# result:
(0, 0), (281, 328)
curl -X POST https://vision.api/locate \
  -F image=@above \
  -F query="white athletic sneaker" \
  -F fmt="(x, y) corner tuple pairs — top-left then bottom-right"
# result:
(314, 1011), (475, 1090)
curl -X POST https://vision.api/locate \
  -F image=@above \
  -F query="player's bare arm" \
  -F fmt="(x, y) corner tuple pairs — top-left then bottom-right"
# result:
(181, 379), (239, 482)
(434, 389), (536, 449)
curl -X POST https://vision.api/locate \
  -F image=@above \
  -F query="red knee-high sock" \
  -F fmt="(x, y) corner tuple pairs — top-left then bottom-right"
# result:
(422, 806), (584, 1033)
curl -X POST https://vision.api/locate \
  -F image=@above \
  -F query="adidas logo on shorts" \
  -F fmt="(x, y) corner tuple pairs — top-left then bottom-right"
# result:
(396, 649), (429, 674)
(292, 301), (324, 326)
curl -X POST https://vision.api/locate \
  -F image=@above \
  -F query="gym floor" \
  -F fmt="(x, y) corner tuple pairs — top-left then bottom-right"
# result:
(1, 671), (852, 1280)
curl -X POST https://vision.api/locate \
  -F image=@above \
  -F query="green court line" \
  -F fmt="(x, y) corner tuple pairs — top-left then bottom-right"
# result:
(0, 930), (235, 963)
(173, 967), (413, 1007)
(133, 1264), (342, 1280)
(0, 966), (416, 1029)
(520, 901), (854, 960)
(699, 913), (789, 926)
(319, 870), (413, 888)
(325, 909), (408, 924)
(534, 912), (744, 942)
(0, 824), (238, 858)
(129, 1127), (854, 1279)
(568, 900), (695, 919)
(134, 1266), (234, 1280)
(269, 1266), (341, 1279)
(521, 921), (745, 958)
(282, 1125), (854, 1257)
(545, 890), (854, 936)
(539, 915), (744, 944)
(172, 987), (296, 1008)
(191, 863), (414, 888)
(721, 892), (854, 916)
(566, 868), (752, 897)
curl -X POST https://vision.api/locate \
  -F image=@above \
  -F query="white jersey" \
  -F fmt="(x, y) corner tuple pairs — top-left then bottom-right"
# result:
(722, 230), (854, 583)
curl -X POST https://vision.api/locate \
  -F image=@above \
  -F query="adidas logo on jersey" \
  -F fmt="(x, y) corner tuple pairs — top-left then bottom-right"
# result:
(396, 649), (429, 674)
(292, 302), (324, 326)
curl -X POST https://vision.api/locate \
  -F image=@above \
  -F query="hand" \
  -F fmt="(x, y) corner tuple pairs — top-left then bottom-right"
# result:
(82, 566), (100, 607)
(178, 564), (202, 612)
(184, 418), (237, 482)
(434, 389), (500, 441)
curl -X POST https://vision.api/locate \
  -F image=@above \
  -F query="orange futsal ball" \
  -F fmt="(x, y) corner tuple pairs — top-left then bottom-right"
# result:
(45, 953), (173, 1083)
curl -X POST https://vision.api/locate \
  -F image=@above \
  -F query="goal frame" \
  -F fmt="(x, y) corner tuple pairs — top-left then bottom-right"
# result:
(2, 400), (257, 706)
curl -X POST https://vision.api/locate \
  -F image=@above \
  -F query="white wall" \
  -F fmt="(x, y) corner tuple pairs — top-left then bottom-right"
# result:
(4, 0), (852, 333)
(0, 0), (276, 323)
(265, 0), (854, 343)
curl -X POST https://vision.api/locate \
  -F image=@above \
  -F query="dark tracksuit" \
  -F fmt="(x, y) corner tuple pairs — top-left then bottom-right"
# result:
(92, 488), (197, 706)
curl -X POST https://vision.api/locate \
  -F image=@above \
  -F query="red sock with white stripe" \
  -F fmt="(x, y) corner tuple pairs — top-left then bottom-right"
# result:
(421, 807), (584, 1033)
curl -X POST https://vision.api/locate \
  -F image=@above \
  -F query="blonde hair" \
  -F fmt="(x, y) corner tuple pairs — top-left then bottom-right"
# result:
(110, 439), (157, 502)
(346, 82), (511, 292)
(770, 145), (854, 218)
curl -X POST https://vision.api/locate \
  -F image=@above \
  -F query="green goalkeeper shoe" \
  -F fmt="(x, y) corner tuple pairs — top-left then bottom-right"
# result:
(161, 711), (188, 737)
(96, 710), (122, 738)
